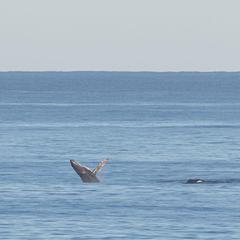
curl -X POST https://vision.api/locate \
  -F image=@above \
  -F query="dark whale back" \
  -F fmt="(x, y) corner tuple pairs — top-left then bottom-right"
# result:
(186, 179), (205, 184)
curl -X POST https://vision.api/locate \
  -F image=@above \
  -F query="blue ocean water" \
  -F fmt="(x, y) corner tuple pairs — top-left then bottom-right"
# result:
(0, 72), (240, 239)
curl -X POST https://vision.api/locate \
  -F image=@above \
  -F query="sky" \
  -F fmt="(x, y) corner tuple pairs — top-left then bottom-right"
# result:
(0, 0), (240, 71)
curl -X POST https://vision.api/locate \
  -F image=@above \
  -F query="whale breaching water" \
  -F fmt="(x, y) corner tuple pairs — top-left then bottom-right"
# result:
(186, 179), (205, 184)
(70, 159), (108, 183)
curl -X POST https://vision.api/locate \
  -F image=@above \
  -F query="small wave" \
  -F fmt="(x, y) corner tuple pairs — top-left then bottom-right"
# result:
(0, 102), (240, 107)
(0, 121), (239, 129)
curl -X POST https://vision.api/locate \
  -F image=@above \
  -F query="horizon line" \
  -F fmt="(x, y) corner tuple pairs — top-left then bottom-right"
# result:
(0, 70), (240, 73)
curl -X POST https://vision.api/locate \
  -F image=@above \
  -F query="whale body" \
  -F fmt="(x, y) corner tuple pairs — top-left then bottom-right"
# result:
(186, 179), (205, 184)
(70, 159), (108, 183)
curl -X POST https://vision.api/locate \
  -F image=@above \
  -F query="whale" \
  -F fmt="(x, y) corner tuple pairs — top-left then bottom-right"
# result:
(70, 159), (108, 183)
(185, 178), (240, 184)
(186, 179), (205, 184)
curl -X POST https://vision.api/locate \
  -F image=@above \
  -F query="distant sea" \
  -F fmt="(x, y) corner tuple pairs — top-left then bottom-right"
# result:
(1, 72), (240, 239)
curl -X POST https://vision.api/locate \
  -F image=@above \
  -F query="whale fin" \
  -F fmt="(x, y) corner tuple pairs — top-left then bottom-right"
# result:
(70, 159), (100, 182)
(92, 159), (109, 175)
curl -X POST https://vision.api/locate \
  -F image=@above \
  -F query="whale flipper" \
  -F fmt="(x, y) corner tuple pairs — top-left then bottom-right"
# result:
(92, 159), (109, 174)
(70, 159), (108, 183)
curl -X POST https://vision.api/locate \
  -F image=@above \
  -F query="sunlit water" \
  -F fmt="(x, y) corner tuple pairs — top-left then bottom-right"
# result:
(1, 72), (240, 239)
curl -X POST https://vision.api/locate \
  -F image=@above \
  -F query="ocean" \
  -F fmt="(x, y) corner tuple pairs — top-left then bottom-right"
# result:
(0, 72), (240, 239)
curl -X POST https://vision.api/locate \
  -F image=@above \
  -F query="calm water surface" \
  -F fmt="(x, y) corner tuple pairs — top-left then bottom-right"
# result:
(0, 72), (240, 239)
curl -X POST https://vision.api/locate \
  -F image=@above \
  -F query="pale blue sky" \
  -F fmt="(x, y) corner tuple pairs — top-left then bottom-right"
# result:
(0, 0), (240, 71)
